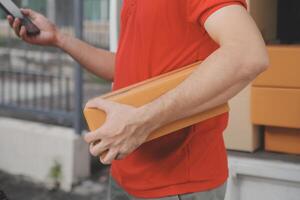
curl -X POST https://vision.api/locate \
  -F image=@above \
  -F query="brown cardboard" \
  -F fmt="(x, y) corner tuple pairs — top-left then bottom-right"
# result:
(223, 0), (274, 152)
(84, 62), (229, 143)
(224, 86), (261, 152)
(251, 87), (300, 129)
(265, 126), (300, 155)
(253, 46), (300, 88)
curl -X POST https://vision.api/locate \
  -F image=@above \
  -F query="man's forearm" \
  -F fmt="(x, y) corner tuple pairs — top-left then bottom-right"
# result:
(142, 46), (268, 130)
(55, 33), (115, 80)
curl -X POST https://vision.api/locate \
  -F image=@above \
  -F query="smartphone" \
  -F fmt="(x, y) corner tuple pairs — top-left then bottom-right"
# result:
(0, 0), (40, 36)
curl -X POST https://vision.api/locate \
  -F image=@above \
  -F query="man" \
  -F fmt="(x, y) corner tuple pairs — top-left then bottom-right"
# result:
(8, 0), (268, 199)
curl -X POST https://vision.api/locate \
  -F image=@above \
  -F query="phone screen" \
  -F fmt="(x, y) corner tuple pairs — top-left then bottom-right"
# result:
(0, 0), (23, 18)
(0, 0), (40, 36)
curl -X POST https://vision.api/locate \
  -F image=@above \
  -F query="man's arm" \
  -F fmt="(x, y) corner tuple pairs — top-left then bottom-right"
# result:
(84, 5), (269, 164)
(8, 9), (115, 80)
(55, 34), (115, 80)
(143, 5), (269, 127)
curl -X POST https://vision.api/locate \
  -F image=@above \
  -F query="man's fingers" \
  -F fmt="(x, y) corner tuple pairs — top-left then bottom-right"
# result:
(12, 18), (20, 29)
(20, 8), (30, 15)
(7, 15), (13, 27)
(115, 152), (126, 160)
(19, 26), (27, 39)
(84, 99), (99, 109)
(20, 8), (37, 19)
(85, 98), (114, 113)
(84, 129), (106, 143)
(84, 131), (98, 144)
(89, 140), (109, 157)
(100, 148), (119, 165)
(84, 124), (110, 143)
(12, 18), (21, 37)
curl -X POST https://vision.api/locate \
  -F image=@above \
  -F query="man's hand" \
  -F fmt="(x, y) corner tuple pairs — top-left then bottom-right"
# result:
(84, 98), (156, 165)
(7, 9), (60, 46)
(7, 8), (116, 80)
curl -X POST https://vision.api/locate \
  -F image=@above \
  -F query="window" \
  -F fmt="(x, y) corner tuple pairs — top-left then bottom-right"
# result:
(25, 0), (47, 15)
(84, 0), (109, 21)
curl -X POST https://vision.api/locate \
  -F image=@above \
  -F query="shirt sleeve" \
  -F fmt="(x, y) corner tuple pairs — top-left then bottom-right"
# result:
(187, 0), (248, 26)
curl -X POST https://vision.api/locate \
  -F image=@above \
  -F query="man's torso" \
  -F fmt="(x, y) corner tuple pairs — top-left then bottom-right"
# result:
(111, 0), (246, 198)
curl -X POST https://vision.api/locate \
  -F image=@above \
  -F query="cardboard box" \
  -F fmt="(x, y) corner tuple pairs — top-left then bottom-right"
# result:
(265, 126), (300, 155)
(253, 46), (300, 88)
(224, 86), (261, 152)
(84, 62), (229, 143)
(251, 87), (300, 129)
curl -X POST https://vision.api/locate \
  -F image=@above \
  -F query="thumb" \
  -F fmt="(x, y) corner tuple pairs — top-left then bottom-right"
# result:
(20, 8), (38, 19)
(85, 98), (114, 113)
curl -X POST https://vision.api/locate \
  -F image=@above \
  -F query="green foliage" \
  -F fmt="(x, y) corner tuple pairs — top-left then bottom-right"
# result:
(49, 160), (62, 183)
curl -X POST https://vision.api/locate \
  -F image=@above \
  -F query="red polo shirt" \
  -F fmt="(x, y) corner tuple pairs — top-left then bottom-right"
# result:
(112, 0), (247, 198)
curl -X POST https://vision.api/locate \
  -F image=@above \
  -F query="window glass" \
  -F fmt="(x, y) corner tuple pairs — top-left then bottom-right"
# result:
(26, 0), (47, 15)
(84, 0), (109, 21)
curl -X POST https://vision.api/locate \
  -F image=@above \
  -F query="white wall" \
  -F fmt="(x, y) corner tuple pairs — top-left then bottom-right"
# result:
(226, 154), (300, 200)
(0, 117), (90, 191)
(109, 0), (122, 52)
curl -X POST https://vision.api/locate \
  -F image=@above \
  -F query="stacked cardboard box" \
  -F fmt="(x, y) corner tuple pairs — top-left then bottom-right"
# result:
(223, 0), (278, 152)
(251, 46), (300, 154)
(224, 86), (261, 152)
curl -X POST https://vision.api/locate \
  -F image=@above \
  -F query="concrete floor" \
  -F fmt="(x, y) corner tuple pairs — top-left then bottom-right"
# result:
(1, 151), (300, 200)
(0, 159), (109, 200)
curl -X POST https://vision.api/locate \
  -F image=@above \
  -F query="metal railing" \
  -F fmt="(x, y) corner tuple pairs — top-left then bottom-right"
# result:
(0, 68), (73, 123)
(0, 0), (111, 133)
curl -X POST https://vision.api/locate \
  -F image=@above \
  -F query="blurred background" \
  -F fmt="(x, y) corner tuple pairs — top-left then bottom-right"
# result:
(0, 0), (111, 127)
(0, 0), (299, 200)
